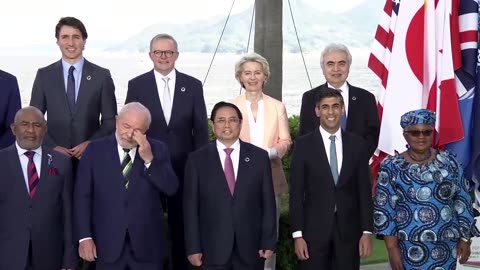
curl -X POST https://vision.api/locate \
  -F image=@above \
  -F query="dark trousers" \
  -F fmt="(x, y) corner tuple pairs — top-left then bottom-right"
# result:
(167, 191), (189, 270)
(300, 214), (360, 270)
(201, 242), (263, 270)
(96, 233), (160, 270)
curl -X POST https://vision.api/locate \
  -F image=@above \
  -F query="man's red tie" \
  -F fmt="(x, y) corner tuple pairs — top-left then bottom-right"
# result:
(24, 151), (39, 198)
(223, 148), (235, 195)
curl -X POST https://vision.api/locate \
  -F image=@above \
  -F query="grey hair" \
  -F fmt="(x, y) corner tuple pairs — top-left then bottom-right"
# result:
(149, 34), (178, 52)
(234, 53), (270, 84)
(320, 43), (352, 71)
(119, 102), (152, 129)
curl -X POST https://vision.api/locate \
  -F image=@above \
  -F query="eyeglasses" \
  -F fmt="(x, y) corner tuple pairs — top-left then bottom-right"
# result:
(214, 118), (240, 126)
(404, 129), (434, 137)
(151, 50), (176, 58)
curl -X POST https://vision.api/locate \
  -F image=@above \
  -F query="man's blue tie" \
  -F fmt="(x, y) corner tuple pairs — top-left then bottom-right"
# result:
(67, 66), (76, 112)
(329, 135), (339, 185)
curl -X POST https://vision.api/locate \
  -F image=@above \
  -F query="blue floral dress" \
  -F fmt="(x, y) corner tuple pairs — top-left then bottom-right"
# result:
(373, 150), (478, 269)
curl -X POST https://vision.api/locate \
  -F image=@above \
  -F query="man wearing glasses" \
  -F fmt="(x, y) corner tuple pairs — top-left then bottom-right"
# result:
(184, 101), (276, 270)
(125, 33), (209, 270)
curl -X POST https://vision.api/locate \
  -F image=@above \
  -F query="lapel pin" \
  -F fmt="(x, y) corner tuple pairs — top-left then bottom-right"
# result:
(181, 87), (186, 92)
(245, 157), (250, 162)
(352, 96), (357, 100)
(47, 153), (53, 165)
(86, 75), (92, 81)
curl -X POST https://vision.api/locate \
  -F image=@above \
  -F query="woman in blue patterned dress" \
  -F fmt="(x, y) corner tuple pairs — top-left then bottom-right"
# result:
(373, 109), (478, 270)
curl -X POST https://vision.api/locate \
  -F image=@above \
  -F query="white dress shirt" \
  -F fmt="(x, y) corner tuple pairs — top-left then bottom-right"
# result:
(15, 142), (42, 193)
(153, 69), (176, 119)
(216, 139), (240, 181)
(327, 82), (349, 117)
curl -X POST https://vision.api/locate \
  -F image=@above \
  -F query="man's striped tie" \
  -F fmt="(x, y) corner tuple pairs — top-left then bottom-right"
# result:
(121, 148), (133, 188)
(24, 151), (39, 198)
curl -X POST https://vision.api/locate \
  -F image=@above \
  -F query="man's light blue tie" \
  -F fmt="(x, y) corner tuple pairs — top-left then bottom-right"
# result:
(329, 135), (339, 185)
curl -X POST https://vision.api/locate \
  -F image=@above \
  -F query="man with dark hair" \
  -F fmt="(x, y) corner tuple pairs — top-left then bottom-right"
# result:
(0, 69), (21, 149)
(125, 33), (209, 270)
(184, 101), (276, 270)
(0, 106), (76, 270)
(30, 16), (117, 160)
(290, 88), (373, 269)
(298, 43), (379, 158)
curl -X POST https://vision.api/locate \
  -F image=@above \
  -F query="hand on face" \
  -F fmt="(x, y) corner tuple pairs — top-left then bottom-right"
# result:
(132, 130), (153, 163)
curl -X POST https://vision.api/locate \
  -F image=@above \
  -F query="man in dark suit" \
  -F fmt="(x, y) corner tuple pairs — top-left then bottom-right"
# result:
(30, 16), (117, 160)
(0, 69), (21, 149)
(184, 101), (276, 270)
(125, 33), (209, 270)
(289, 89), (373, 270)
(74, 102), (178, 270)
(0, 106), (76, 269)
(298, 43), (379, 158)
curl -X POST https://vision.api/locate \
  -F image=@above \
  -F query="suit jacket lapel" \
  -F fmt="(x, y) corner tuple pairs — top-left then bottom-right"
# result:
(146, 70), (168, 128)
(346, 83), (359, 130)
(75, 60), (94, 114)
(313, 130), (337, 187)
(237, 96), (251, 143)
(207, 143), (232, 197)
(54, 61), (72, 115)
(6, 146), (31, 199)
(170, 70), (186, 125)
(337, 131), (351, 187)
(262, 97), (276, 148)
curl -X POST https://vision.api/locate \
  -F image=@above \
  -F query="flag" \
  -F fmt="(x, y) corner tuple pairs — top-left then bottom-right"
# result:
(472, 7), (480, 211)
(444, 0), (478, 172)
(368, 0), (465, 188)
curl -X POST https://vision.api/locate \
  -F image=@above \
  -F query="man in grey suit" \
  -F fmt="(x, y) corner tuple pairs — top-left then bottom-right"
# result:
(30, 16), (117, 160)
(0, 106), (76, 269)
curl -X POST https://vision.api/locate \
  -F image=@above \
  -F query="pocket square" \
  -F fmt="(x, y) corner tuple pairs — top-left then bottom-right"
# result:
(48, 167), (58, 176)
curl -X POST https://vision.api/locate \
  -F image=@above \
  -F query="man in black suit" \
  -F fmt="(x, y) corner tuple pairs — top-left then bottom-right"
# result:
(298, 43), (379, 158)
(289, 89), (373, 270)
(0, 69), (21, 149)
(30, 16), (117, 160)
(0, 106), (76, 269)
(125, 33), (209, 270)
(74, 102), (178, 270)
(184, 101), (276, 270)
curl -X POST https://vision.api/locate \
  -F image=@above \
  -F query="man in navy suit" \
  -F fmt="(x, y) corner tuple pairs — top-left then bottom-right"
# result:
(74, 102), (178, 270)
(290, 89), (373, 269)
(125, 33), (209, 270)
(184, 102), (276, 270)
(30, 17), (117, 160)
(298, 43), (379, 158)
(0, 69), (21, 149)
(0, 106), (76, 269)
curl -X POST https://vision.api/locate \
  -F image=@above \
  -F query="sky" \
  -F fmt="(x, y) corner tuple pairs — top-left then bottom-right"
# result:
(0, 0), (365, 50)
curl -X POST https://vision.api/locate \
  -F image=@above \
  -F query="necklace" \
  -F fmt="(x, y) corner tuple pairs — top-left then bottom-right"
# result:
(407, 148), (432, 162)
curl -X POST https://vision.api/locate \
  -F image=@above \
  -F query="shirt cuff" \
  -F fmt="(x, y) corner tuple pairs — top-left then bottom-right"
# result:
(79, 237), (92, 243)
(292, 231), (303, 238)
(363, 231), (372, 234)
(268, 148), (278, 159)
